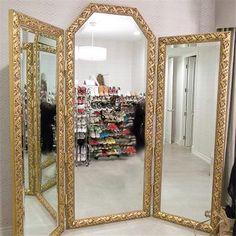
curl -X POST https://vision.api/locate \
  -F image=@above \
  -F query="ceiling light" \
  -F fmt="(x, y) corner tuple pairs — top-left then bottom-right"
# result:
(75, 46), (107, 61)
(133, 31), (141, 36)
(76, 22), (107, 61)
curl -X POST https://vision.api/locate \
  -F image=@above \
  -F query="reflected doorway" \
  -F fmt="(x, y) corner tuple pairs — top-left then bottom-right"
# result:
(165, 55), (196, 150)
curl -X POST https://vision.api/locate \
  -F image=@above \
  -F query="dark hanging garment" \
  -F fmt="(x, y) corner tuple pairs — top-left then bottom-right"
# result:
(226, 161), (236, 235)
(132, 103), (145, 151)
(40, 102), (56, 153)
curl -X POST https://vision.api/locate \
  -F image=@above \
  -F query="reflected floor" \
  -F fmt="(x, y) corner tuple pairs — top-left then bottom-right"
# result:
(43, 186), (57, 210)
(24, 196), (56, 235)
(75, 151), (145, 218)
(161, 143), (212, 222)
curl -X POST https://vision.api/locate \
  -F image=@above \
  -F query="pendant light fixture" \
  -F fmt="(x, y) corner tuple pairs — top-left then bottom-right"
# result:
(75, 22), (107, 61)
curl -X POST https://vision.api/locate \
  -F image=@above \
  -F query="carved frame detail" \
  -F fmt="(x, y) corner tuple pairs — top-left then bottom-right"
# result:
(65, 3), (156, 229)
(153, 32), (231, 233)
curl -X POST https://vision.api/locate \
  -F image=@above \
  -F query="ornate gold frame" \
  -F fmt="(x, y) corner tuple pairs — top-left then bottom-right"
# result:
(21, 43), (35, 195)
(153, 32), (231, 233)
(65, 3), (156, 229)
(9, 10), (65, 236)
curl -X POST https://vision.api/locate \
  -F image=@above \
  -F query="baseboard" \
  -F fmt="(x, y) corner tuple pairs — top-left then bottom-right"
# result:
(191, 147), (211, 164)
(0, 226), (12, 236)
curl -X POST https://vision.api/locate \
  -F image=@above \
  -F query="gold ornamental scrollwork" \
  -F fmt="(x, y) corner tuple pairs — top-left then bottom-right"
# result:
(65, 3), (156, 229)
(153, 32), (231, 233)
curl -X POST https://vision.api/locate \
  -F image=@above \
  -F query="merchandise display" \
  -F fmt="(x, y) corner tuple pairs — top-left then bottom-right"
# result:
(74, 85), (145, 165)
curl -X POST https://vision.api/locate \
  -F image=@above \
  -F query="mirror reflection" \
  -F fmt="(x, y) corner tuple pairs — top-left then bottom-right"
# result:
(21, 28), (58, 235)
(74, 13), (147, 218)
(161, 42), (220, 221)
(38, 46), (57, 210)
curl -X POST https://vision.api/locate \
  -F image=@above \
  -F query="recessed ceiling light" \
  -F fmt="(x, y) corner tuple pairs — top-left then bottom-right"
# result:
(133, 31), (141, 36)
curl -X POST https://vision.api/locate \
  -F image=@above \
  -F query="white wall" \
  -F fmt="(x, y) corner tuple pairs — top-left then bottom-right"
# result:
(216, 0), (236, 28)
(0, 0), (215, 233)
(75, 37), (147, 94)
(40, 52), (56, 94)
(76, 38), (133, 93)
(192, 45), (220, 162)
(131, 39), (147, 93)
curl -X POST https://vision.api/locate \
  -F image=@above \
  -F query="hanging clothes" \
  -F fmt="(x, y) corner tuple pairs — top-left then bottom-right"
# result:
(132, 102), (145, 151)
(225, 160), (236, 235)
(40, 101), (56, 153)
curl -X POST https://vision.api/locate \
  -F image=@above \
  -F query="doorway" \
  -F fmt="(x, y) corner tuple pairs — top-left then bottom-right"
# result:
(164, 55), (196, 147)
(183, 56), (196, 147)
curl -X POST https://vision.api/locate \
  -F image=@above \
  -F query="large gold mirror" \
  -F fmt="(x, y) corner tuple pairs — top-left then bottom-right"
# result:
(65, 3), (156, 228)
(9, 10), (65, 235)
(153, 32), (231, 233)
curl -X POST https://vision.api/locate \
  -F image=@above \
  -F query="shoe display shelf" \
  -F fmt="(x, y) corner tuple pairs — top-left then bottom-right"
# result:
(74, 86), (89, 167)
(87, 93), (142, 159)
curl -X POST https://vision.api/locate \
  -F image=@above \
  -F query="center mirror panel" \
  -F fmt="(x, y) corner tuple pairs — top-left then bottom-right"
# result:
(161, 42), (220, 221)
(74, 13), (147, 218)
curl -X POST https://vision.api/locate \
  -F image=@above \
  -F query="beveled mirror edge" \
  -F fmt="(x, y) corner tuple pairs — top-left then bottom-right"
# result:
(65, 3), (156, 229)
(9, 9), (65, 236)
(153, 31), (231, 233)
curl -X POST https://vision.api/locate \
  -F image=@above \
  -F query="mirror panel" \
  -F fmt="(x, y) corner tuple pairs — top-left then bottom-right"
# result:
(20, 29), (57, 235)
(66, 3), (156, 228)
(74, 12), (147, 219)
(162, 42), (220, 221)
(153, 32), (231, 233)
(9, 10), (65, 235)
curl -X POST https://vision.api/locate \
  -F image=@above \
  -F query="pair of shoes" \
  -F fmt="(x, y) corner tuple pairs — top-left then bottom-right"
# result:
(89, 139), (99, 145)
(78, 86), (86, 95)
(124, 146), (136, 154)
(77, 145), (87, 161)
(108, 123), (118, 132)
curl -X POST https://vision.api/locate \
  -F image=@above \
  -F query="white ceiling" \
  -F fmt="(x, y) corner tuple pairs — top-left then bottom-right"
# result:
(76, 13), (146, 42)
(167, 42), (220, 57)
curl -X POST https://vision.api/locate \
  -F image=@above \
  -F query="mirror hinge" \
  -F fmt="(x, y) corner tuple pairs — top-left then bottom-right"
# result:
(65, 194), (67, 205)
(64, 150), (67, 164)
(32, 168), (35, 177)
(64, 105), (67, 117)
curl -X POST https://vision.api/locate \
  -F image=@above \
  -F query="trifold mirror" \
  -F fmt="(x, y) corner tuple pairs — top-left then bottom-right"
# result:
(9, 3), (231, 236)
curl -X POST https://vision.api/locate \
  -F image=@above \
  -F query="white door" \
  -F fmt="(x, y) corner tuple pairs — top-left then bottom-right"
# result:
(165, 57), (174, 144)
(183, 56), (196, 147)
